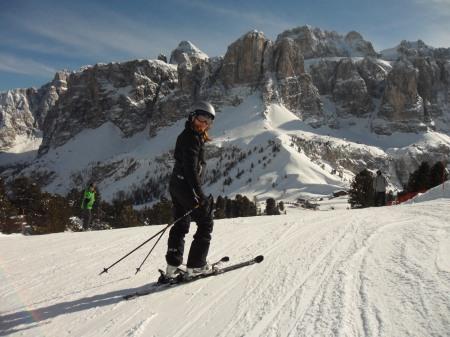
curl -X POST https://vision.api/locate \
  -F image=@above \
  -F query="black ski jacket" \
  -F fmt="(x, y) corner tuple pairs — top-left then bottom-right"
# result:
(170, 122), (206, 209)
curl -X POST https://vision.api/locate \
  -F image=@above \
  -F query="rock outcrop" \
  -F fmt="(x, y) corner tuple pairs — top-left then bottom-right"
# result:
(1, 26), (449, 156)
(357, 57), (390, 98)
(0, 71), (68, 150)
(277, 26), (377, 59)
(169, 41), (209, 65)
(39, 60), (178, 154)
(332, 58), (373, 116)
(272, 37), (304, 79)
(220, 31), (272, 87)
(379, 60), (423, 121)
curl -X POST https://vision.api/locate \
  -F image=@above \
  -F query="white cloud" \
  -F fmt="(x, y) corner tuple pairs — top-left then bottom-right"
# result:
(0, 53), (56, 76)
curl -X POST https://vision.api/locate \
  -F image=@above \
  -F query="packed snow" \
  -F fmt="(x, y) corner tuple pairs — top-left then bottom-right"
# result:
(1, 193), (449, 337)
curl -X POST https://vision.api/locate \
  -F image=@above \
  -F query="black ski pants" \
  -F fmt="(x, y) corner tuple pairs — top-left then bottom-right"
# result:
(166, 177), (213, 268)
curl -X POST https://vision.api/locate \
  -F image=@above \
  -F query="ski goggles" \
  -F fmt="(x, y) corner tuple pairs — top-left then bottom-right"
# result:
(195, 114), (213, 125)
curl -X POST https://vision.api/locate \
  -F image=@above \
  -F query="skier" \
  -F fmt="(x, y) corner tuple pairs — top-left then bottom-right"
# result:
(164, 101), (216, 280)
(373, 170), (387, 206)
(81, 182), (96, 230)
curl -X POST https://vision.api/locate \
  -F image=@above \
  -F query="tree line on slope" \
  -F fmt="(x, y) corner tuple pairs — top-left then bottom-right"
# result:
(0, 177), (284, 235)
(349, 161), (448, 208)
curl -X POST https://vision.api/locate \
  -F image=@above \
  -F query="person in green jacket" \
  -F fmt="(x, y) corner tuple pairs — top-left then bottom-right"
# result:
(81, 182), (96, 230)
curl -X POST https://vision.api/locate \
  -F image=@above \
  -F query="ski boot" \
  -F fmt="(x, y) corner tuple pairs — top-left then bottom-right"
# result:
(185, 263), (214, 280)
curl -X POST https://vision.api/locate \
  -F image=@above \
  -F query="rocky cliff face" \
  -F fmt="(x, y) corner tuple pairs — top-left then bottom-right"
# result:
(169, 40), (209, 65)
(3, 26), (448, 155)
(309, 57), (387, 118)
(277, 26), (377, 59)
(38, 60), (178, 154)
(220, 30), (271, 87)
(0, 26), (450, 154)
(1, 26), (450, 198)
(379, 60), (423, 122)
(0, 71), (67, 150)
(381, 40), (450, 61)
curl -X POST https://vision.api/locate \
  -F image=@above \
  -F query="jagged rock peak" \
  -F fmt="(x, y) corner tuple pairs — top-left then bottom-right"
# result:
(380, 40), (437, 61)
(344, 31), (364, 42)
(276, 25), (377, 59)
(381, 39), (450, 61)
(237, 30), (267, 41)
(169, 40), (209, 65)
(220, 30), (272, 87)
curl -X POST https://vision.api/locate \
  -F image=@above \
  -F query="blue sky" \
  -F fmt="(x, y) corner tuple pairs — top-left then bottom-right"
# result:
(1, 0), (450, 92)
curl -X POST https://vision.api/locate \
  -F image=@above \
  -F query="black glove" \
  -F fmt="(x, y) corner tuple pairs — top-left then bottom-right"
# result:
(197, 193), (208, 207)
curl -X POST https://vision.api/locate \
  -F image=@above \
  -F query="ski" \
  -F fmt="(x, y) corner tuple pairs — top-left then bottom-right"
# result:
(123, 255), (263, 300)
(123, 256), (229, 300)
(175, 256), (230, 275)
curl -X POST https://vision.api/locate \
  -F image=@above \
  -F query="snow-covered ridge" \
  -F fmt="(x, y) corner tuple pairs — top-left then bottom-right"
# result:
(9, 92), (449, 205)
(405, 180), (450, 204)
(169, 40), (209, 64)
(276, 25), (377, 59)
(380, 39), (450, 60)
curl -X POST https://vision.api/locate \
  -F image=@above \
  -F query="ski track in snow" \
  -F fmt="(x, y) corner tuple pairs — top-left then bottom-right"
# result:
(1, 201), (450, 337)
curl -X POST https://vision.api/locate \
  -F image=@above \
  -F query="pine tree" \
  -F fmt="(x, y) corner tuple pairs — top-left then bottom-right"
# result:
(225, 197), (233, 218)
(244, 195), (257, 216)
(92, 187), (103, 219)
(0, 178), (18, 233)
(150, 198), (173, 225)
(234, 194), (243, 217)
(349, 169), (375, 208)
(265, 198), (280, 215)
(429, 161), (448, 189)
(117, 202), (141, 228)
(407, 161), (431, 192)
(245, 197), (257, 216)
(10, 177), (44, 230)
(38, 193), (72, 234)
(67, 188), (83, 218)
(215, 196), (226, 219)
(10, 177), (42, 216)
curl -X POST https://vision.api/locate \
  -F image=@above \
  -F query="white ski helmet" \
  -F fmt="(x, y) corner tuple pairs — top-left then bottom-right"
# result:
(190, 101), (215, 120)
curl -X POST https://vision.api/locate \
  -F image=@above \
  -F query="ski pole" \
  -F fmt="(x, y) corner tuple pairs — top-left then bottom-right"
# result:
(99, 206), (198, 275)
(135, 226), (168, 274)
(135, 196), (214, 274)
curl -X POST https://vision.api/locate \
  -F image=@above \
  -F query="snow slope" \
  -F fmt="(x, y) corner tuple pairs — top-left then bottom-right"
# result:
(0, 134), (41, 166)
(15, 91), (450, 203)
(406, 181), (450, 204)
(1, 199), (449, 337)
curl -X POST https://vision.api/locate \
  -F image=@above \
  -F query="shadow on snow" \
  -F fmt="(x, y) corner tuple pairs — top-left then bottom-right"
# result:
(0, 282), (173, 336)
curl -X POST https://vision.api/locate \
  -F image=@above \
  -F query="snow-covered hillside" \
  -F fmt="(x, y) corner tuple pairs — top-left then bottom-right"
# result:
(1, 197), (449, 337)
(10, 92), (450, 204)
(406, 180), (450, 204)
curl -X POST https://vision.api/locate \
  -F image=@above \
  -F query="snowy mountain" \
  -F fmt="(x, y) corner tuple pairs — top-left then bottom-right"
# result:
(1, 192), (449, 336)
(170, 40), (209, 65)
(1, 25), (450, 203)
(277, 25), (377, 59)
(380, 39), (450, 61)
